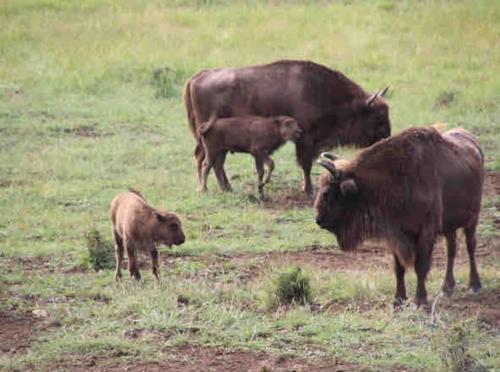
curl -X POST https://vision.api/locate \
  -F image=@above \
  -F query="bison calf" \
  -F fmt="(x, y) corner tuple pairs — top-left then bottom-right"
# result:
(197, 115), (302, 193)
(315, 127), (483, 306)
(110, 189), (185, 282)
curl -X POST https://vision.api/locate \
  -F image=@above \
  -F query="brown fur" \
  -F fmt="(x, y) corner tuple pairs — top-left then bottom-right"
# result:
(314, 127), (484, 306)
(198, 115), (301, 193)
(110, 190), (185, 282)
(184, 60), (391, 194)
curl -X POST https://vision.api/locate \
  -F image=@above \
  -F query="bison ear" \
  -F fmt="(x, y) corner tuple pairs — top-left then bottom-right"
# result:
(340, 179), (358, 196)
(154, 211), (166, 222)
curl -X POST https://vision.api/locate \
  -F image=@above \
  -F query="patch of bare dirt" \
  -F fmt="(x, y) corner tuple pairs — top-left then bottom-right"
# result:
(59, 346), (353, 372)
(261, 188), (314, 210)
(0, 310), (39, 356)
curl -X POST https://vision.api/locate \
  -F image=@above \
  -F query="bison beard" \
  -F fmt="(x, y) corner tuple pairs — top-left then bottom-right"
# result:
(183, 60), (391, 194)
(315, 127), (484, 306)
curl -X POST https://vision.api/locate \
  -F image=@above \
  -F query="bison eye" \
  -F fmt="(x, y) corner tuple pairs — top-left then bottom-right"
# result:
(169, 223), (178, 231)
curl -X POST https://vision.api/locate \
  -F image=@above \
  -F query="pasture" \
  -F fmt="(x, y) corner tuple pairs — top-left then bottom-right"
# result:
(0, 0), (499, 370)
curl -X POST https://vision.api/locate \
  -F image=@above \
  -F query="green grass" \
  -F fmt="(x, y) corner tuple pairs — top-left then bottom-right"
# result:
(0, 0), (499, 370)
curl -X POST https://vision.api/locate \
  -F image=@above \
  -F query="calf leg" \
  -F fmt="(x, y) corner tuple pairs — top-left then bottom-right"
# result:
(296, 141), (314, 195)
(149, 244), (160, 281)
(393, 254), (407, 307)
(442, 231), (457, 297)
(199, 154), (213, 192)
(214, 153), (232, 191)
(263, 156), (275, 185)
(254, 155), (266, 194)
(125, 240), (141, 281)
(194, 144), (204, 186)
(464, 225), (481, 292)
(113, 230), (124, 283)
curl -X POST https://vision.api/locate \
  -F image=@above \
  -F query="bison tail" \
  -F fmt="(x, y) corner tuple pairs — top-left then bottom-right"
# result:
(198, 115), (217, 136)
(183, 79), (198, 139)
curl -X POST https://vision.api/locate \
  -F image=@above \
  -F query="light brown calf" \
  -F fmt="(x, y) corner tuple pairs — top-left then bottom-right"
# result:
(110, 189), (185, 282)
(197, 115), (302, 193)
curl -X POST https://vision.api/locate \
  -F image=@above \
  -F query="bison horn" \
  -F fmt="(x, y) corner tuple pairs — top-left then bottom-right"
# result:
(366, 90), (380, 106)
(317, 160), (339, 178)
(320, 152), (340, 161)
(380, 85), (389, 97)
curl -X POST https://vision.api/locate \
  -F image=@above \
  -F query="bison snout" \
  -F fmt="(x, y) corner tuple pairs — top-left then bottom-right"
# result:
(315, 216), (325, 227)
(177, 234), (186, 245)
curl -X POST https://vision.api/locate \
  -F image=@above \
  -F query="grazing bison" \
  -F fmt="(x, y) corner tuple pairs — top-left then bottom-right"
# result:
(110, 189), (185, 282)
(184, 60), (391, 194)
(198, 115), (302, 193)
(314, 127), (484, 306)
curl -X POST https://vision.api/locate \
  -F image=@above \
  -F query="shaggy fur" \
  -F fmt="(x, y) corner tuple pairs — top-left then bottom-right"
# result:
(315, 127), (484, 305)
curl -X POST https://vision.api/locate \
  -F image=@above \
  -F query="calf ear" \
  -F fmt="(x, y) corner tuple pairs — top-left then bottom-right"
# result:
(340, 179), (358, 196)
(153, 211), (166, 222)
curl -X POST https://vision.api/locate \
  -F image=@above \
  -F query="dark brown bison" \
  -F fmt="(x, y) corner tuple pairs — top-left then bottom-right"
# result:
(314, 127), (484, 306)
(197, 115), (301, 193)
(184, 60), (391, 195)
(110, 189), (185, 282)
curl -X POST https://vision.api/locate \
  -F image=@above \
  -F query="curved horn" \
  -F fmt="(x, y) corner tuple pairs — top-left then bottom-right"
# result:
(366, 89), (380, 106)
(317, 160), (338, 177)
(380, 85), (389, 97)
(320, 152), (340, 161)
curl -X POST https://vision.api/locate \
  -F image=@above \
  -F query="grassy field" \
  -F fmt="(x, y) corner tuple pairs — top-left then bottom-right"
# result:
(0, 0), (499, 370)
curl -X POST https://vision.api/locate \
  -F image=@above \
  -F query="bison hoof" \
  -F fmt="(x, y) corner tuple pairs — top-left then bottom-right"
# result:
(414, 297), (428, 308)
(441, 282), (455, 298)
(470, 283), (482, 293)
(393, 297), (408, 309)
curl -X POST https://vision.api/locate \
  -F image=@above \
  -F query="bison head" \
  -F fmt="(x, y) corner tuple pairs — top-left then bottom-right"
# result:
(275, 116), (302, 142)
(153, 211), (186, 247)
(338, 87), (391, 148)
(314, 153), (362, 251)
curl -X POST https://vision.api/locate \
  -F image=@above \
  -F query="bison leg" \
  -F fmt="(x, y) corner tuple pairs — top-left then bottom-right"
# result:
(442, 231), (457, 297)
(263, 156), (275, 185)
(213, 153), (232, 191)
(413, 237), (435, 307)
(113, 230), (124, 283)
(149, 245), (160, 282)
(194, 144), (205, 187)
(255, 155), (266, 194)
(393, 254), (407, 307)
(199, 155), (213, 192)
(125, 240), (141, 281)
(295, 141), (314, 195)
(464, 225), (481, 293)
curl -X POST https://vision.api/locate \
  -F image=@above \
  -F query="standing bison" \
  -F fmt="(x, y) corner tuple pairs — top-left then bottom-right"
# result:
(315, 127), (484, 306)
(184, 60), (391, 194)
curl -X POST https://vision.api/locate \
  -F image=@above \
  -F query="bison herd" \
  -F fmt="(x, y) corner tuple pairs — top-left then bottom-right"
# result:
(110, 60), (484, 307)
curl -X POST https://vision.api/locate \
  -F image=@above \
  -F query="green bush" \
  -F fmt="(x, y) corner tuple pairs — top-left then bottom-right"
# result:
(84, 229), (115, 271)
(266, 266), (312, 309)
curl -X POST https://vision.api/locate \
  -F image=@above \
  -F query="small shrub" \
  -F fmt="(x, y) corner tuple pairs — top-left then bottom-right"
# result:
(151, 67), (181, 99)
(84, 229), (115, 271)
(266, 266), (312, 309)
(440, 322), (487, 372)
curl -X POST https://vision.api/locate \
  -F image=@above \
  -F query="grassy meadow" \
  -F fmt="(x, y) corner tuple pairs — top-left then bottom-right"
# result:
(0, 0), (499, 370)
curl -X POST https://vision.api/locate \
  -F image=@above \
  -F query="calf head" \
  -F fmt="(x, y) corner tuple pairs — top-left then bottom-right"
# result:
(314, 153), (361, 251)
(152, 211), (186, 247)
(275, 116), (302, 142)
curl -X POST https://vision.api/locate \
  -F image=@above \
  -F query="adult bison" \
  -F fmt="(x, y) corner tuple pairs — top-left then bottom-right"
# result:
(184, 60), (391, 194)
(315, 127), (484, 306)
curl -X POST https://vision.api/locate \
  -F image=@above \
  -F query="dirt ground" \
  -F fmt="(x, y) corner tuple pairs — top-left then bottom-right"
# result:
(55, 346), (356, 372)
